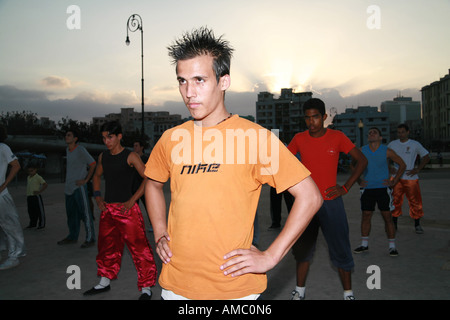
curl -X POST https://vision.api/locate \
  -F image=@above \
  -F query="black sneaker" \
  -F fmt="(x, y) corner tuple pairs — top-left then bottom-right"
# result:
(353, 246), (368, 253)
(83, 285), (111, 296)
(139, 292), (152, 300)
(57, 238), (77, 245)
(80, 240), (96, 248)
(389, 248), (399, 256)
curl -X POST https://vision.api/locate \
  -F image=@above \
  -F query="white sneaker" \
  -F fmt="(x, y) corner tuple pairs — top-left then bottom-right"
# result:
(0, 258), (19, 270)
(290, 290), (305, 300)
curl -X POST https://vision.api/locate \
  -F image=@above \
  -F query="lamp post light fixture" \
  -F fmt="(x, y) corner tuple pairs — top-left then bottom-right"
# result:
(358, 119), (364, 147)
(126, 14), (145, 138)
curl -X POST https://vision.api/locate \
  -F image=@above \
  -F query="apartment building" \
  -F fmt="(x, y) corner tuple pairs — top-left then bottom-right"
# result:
(332, 106), (390, 146)
(421, 69), (450, 146)
(256, 89), (312, 143)
(380, 96), (422, 141)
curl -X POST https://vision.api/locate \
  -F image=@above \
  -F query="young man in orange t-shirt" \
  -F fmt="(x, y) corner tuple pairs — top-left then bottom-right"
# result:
(144, 27), (322, 300)
(287, 98), (367, 300)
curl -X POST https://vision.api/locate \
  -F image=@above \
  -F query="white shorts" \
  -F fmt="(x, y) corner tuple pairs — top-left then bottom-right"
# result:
(161, 289), (260, 300)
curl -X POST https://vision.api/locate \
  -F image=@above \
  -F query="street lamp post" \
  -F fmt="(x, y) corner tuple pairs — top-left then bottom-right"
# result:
(358, 119), (364, 147)
(126, 14), (145, 138)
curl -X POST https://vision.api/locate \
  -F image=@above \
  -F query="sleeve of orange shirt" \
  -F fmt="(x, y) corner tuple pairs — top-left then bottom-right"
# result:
(145, 130), (171, 183)
(257, 129), (310, 194)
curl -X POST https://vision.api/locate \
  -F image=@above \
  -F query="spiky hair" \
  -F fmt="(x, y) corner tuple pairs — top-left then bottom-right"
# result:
(167, 26), (234, 83)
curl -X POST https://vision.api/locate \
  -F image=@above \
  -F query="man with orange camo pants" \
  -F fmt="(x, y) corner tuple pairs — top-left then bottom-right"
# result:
(388, 124), (430, 234)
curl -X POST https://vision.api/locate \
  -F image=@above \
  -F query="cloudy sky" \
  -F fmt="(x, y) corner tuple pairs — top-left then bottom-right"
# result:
(0, 0), (449, 124)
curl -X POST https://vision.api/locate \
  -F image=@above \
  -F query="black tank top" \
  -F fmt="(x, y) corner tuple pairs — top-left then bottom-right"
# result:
(101, 148), (134, 203)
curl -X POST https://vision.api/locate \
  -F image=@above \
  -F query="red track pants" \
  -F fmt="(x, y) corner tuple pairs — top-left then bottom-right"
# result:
(96, 203), (157, 290)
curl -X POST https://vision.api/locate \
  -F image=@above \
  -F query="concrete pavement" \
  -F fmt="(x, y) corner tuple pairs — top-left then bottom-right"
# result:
(1, 169), (449, 300)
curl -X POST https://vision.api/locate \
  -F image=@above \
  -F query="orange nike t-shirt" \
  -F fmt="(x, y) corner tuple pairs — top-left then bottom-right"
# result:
(145, 115), (310, 299)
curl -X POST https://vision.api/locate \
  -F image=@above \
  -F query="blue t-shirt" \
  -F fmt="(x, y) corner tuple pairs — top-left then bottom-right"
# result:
(362, 144), (389, 189)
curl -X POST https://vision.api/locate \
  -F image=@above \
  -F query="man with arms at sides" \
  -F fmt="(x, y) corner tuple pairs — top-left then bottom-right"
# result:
(57, 129), (96, 248)
(287, 98), (368, 300)
(353, 127), (405, 256)
(388, 124), (430, 234)
(132, 139), (152, 231)
(144, 27), (322, 300)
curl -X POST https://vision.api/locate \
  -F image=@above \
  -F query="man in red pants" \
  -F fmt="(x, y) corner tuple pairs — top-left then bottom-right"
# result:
(84, 121), (157, 299)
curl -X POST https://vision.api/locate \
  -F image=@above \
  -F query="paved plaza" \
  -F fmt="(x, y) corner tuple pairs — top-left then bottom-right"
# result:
(1, 169), (449, 300)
